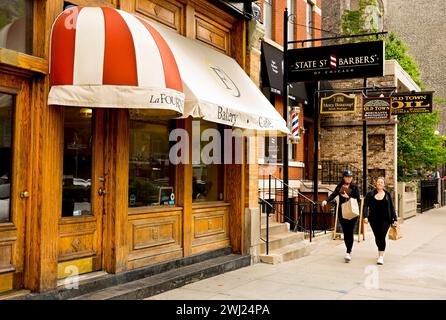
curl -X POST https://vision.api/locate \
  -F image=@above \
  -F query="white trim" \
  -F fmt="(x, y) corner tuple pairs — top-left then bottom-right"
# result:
(314, 6), (322, 15)
(48, 85), (184, 113)
(258, 161), (305, 168)
(385, 60), (421, 92)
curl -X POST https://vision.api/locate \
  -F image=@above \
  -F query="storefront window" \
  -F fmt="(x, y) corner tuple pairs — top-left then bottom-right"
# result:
(62, 107), (93, 217)
(129, 119), (174, 207)
(0, 93), (13, 223)
(193, 121), (224, 202)
(0, 0), (33, 54)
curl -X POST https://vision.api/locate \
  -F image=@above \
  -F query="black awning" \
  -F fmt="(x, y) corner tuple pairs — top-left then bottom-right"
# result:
(261, 41), (308, 104)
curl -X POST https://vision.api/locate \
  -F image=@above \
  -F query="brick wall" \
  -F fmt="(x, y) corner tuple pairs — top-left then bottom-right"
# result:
(320, 77), (397, 193)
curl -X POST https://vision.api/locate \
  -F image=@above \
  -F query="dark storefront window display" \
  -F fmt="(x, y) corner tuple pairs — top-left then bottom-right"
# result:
(193, 121), (224, 202)
(0, 93), (13, 223)
(0, 0), (33, 54)
(62, 107), (93, 217)
(129, 119), (175, 207)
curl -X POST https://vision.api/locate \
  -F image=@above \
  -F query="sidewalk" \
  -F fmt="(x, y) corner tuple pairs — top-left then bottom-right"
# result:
(146, 207), (446, 300)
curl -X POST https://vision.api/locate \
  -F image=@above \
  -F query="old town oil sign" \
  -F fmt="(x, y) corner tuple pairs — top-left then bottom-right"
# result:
(320, 93), (357, 114)
(287, 41), (384, 82)
(391, 92), (434, 114)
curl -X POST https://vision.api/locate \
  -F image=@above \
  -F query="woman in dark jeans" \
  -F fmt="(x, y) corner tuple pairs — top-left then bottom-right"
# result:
(363, 177), (398, 265)
(322, 170), (361, 263)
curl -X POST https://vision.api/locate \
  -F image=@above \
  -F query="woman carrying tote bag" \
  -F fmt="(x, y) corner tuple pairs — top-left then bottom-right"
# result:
(363, 177), (398, 265)
(322, 170), (361, 263)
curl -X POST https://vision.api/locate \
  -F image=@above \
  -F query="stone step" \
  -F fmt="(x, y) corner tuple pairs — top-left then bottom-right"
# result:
(259, 240), (317, 265)
(8, 247), (239, 300)
(71, 254), (250, 300)
(261, 222), (289, 236)
(260, 213), (277, 225)
(259, 231), (305, 254)
(0, 290), (31, 300)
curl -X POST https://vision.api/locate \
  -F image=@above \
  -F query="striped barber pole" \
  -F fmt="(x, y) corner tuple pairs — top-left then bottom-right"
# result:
(330, 54), (337, 69)
(48, 6), (184, 115)
(290, 106), (300, 143)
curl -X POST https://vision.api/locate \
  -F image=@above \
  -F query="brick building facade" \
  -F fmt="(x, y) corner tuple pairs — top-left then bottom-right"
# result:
(258, 0), (322, 188)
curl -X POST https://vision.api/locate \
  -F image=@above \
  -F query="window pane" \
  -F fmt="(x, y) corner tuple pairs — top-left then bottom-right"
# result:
(264, 0), (273, 39)
(0, 93), (13, 223)
(287, 0), (294, 41)
(193, 121), (224, 202)
(264, 136), (283, 164)
(0, 0), (33, 54)
(306, 2), (313, 46)
(62, 108), (92, 217)
(129, 119), (174, 207)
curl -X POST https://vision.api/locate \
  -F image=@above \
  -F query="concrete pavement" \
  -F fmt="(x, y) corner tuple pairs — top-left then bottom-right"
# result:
(146, 206), (446, 300)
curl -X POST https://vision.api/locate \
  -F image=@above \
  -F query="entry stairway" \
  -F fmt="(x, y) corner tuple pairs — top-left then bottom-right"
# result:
(258, 213), (323, 265)
(6, 248), (250, 300)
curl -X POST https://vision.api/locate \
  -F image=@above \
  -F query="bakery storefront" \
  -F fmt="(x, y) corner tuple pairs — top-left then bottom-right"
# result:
(0, 0), (287, 293)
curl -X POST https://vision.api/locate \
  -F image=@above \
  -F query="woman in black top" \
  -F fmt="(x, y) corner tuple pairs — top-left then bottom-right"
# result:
(322, 170), (361, 263)
(363, 177), (398, 265)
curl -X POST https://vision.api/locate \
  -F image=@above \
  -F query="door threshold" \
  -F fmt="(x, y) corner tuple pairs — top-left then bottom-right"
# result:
(57, 270), (109, 288)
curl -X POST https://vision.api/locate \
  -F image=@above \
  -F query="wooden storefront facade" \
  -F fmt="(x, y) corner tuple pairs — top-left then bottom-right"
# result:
(0, 0), (257, 294)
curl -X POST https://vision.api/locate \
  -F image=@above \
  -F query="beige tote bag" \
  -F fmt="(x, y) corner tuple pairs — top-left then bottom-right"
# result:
(341, 198), (360, 220)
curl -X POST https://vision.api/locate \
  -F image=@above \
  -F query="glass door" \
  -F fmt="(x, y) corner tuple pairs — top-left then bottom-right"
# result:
(57, 108), (105, 279)
(0, 84), (30, 293)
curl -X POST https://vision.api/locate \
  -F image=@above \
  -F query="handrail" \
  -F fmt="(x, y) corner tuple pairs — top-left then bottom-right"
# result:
(258, 197), (273, 255)
(267, 175), (317, 205)
(259, 197), (274, 210)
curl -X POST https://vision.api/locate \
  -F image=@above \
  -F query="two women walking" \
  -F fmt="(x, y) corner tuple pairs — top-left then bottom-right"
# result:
(322, 172), (398, 265)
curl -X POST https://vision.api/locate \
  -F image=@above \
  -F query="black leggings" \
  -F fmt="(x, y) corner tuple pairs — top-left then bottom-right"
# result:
(339, 217), (358, 253)
(370, 219), (390, 251)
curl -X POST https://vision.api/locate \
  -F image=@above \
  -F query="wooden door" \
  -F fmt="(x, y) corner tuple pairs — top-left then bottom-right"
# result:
(0, 75), (31, 293)
(57, 109), (105, 279)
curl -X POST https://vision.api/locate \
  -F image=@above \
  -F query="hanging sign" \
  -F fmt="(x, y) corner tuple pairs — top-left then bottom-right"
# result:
(390, 92), (433, 114)
(287, 41), (384, 82)
(362, 97), (391, 120)
(320, 93), (357, 114)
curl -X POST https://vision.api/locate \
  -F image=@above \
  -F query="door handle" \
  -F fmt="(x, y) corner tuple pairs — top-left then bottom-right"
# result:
(20, 191), (30, 198)
(98, 188), (107, 196)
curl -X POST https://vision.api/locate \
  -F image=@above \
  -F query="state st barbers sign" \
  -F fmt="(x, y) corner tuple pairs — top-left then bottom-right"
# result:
(287, 41), (385, 82)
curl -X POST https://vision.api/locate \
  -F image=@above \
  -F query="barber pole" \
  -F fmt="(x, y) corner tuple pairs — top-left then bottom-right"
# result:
(290, 106), (300, 143)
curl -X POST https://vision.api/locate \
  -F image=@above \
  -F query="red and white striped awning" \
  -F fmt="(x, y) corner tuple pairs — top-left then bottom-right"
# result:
(48, 7), (184, 116)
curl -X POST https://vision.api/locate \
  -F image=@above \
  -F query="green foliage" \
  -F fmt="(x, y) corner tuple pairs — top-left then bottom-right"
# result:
(385, 33), (422, 87)
(341, 0), (383, 42)
(397, 111), (446, 180)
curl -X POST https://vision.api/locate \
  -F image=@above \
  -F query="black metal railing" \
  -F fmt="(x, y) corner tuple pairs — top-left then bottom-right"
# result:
(420, 179), (438, 213)
(259, 171), (334, 244)
(321, 160), (376, 195)
(258, 197), (274, 255)
(441, 179), (446, 207)
(321, 160), (363, 187)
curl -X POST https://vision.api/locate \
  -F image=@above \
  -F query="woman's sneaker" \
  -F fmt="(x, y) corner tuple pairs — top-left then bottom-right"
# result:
(377, 256), (384, 265)
(344, 253), (352, 263)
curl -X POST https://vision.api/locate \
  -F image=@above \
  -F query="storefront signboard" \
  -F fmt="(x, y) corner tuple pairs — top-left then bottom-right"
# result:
(390, 92), (433, 114)
(362, 97), (391, 120)
(287, 41), (384, 82)
(320, 93), (357, 114)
